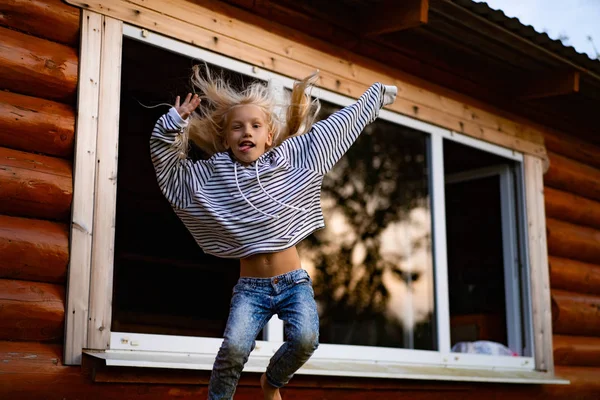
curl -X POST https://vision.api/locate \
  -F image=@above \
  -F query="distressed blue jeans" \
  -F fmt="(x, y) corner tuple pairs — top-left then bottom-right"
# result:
(207, 269), (319, 400)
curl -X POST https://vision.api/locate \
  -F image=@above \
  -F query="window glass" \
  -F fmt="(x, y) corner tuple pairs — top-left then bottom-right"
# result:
(299, 100), (435, 350)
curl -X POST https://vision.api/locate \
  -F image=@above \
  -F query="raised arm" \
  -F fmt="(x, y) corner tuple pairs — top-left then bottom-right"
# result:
(281, 83), (397, 174)
(150, 97), (214, 209)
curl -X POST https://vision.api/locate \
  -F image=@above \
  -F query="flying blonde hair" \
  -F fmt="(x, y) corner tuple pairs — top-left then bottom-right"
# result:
(177, 64), (320, 158)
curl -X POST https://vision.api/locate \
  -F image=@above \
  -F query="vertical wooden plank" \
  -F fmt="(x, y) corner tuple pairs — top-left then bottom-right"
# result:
(88, 16), (123, 350)
(64, 10), (102, 365)
(524, 155), (554, 373)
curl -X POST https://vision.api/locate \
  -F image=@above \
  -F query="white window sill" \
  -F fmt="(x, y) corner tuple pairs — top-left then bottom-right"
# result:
(84, 350), (568, 385)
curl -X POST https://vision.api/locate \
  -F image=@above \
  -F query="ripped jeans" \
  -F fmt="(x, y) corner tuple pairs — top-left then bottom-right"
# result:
(208, 269), (319, 400)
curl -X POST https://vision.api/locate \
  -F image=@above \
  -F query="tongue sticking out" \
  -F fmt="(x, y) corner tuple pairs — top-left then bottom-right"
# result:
(239, 144), (254, 153)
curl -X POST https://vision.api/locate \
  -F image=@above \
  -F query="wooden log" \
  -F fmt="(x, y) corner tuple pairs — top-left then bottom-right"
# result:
(0, 341), (598, 400)
(0, 91), (75, 157)
(0, 278), (65, 341)
(0, 26), (78, 103)
(0, 214), (69, 284)
(545, 187), (600, 231)
(552, 289), (600, 337)
(545, 152), (600, 202)
(544, 366), (600, 399)
(546, 218), (600, 265)
(2, 361), (600, 400)
(553, 335), (600, 366)
(549, 256), (600, 296)
(544, 131), (600, 170)
(0, 0), (80, 46)
(0, 340), (64, 373)
(0, 146), (72, 220)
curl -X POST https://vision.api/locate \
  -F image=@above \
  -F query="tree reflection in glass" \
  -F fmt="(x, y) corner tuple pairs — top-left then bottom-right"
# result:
(298, 100), (435, 350)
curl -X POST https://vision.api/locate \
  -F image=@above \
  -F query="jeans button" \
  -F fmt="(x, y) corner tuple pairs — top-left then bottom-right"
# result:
(273, 278), (279, 284)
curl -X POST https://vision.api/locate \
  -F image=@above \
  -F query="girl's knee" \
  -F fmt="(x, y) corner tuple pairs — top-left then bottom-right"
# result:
(293, 330), (319, 356)
(219, 338), (254, 364)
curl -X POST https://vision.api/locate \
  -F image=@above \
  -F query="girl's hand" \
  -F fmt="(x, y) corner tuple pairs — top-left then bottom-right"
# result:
(383, 85), (398, 106)
(175, 93), (201, 120)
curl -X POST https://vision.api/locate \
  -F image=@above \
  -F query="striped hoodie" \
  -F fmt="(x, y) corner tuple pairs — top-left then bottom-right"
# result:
(150, 83), (392, 258)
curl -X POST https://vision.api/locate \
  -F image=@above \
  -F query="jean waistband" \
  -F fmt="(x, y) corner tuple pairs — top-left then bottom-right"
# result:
(236, 269), (310, 293)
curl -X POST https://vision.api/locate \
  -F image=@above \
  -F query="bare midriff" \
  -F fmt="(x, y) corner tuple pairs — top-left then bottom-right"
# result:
(239, 245), (302, 278)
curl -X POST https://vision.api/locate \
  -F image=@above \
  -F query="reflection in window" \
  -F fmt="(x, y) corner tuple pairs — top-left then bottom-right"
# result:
(299, 100), (435, 350)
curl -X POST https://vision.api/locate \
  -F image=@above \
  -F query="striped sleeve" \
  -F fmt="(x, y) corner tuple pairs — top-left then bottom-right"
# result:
(150, 107), (214, 209)
(281, 83), (386, 174)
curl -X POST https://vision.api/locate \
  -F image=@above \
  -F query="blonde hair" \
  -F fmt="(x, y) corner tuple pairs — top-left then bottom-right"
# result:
(178, 64), (320, 158)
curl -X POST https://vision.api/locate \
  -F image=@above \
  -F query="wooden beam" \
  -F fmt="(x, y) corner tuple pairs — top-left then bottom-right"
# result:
(362, 0), (429, 37)
(0, 91), (75, 158)
(518, 70), (581, 101)
(524, 155), (554, 373)
(0, 278), (65, 341)
(87, 16), (123, 351)
(0, 0), (80, 47)
(0, 215), (69, 284)
(64, 9), (102, 366)
(0, 26), (78, 103)
(0, 146), (72, 220)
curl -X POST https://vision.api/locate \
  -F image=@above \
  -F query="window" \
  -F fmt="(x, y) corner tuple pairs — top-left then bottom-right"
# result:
(301, 100), (435, 351)
(113, 37), (255, 339)
(72, 24), (562, 382)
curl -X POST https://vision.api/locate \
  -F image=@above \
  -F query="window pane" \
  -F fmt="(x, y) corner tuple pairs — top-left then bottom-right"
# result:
(112, 38), (263, 337)
(299, 100), (435, 350)
(444, 139), (523, 355)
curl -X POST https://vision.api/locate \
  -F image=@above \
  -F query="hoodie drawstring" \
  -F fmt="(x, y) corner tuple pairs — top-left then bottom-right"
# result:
(234, 161), (308, 220)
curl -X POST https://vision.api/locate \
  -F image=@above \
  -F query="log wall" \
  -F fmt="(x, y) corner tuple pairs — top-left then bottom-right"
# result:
(0, 0), (78, 393)
(543, 131), (600, 395)
(0, 0), (598, 399)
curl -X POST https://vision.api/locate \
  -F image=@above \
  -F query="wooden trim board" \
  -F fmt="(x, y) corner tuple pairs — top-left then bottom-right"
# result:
(65, 11), (124, 365)
(524, 155), (554, 373)
(65, 0), (548, 162)
(88, 16), (123, 351)
(65, 10), (103, 365)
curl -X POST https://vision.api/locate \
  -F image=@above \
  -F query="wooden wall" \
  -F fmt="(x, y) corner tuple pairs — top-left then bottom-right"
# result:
(543, 132), (600, 378)
(0, 0), (78, 371)
(0, 0), (598, 399)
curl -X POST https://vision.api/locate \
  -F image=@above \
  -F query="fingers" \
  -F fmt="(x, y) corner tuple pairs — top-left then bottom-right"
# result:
(191, 94), (201, 108)
(175, 93), (200, 115)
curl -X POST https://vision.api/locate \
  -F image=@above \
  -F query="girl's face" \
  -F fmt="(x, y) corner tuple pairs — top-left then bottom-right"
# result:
(225, 104), (273, 164)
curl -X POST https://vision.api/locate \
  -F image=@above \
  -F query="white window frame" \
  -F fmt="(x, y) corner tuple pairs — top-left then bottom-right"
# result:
(67, 21), (562, 383)
(108, 25), (531, 370)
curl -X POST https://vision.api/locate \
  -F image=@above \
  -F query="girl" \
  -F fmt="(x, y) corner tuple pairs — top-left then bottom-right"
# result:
(151, 65), (397, 400)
